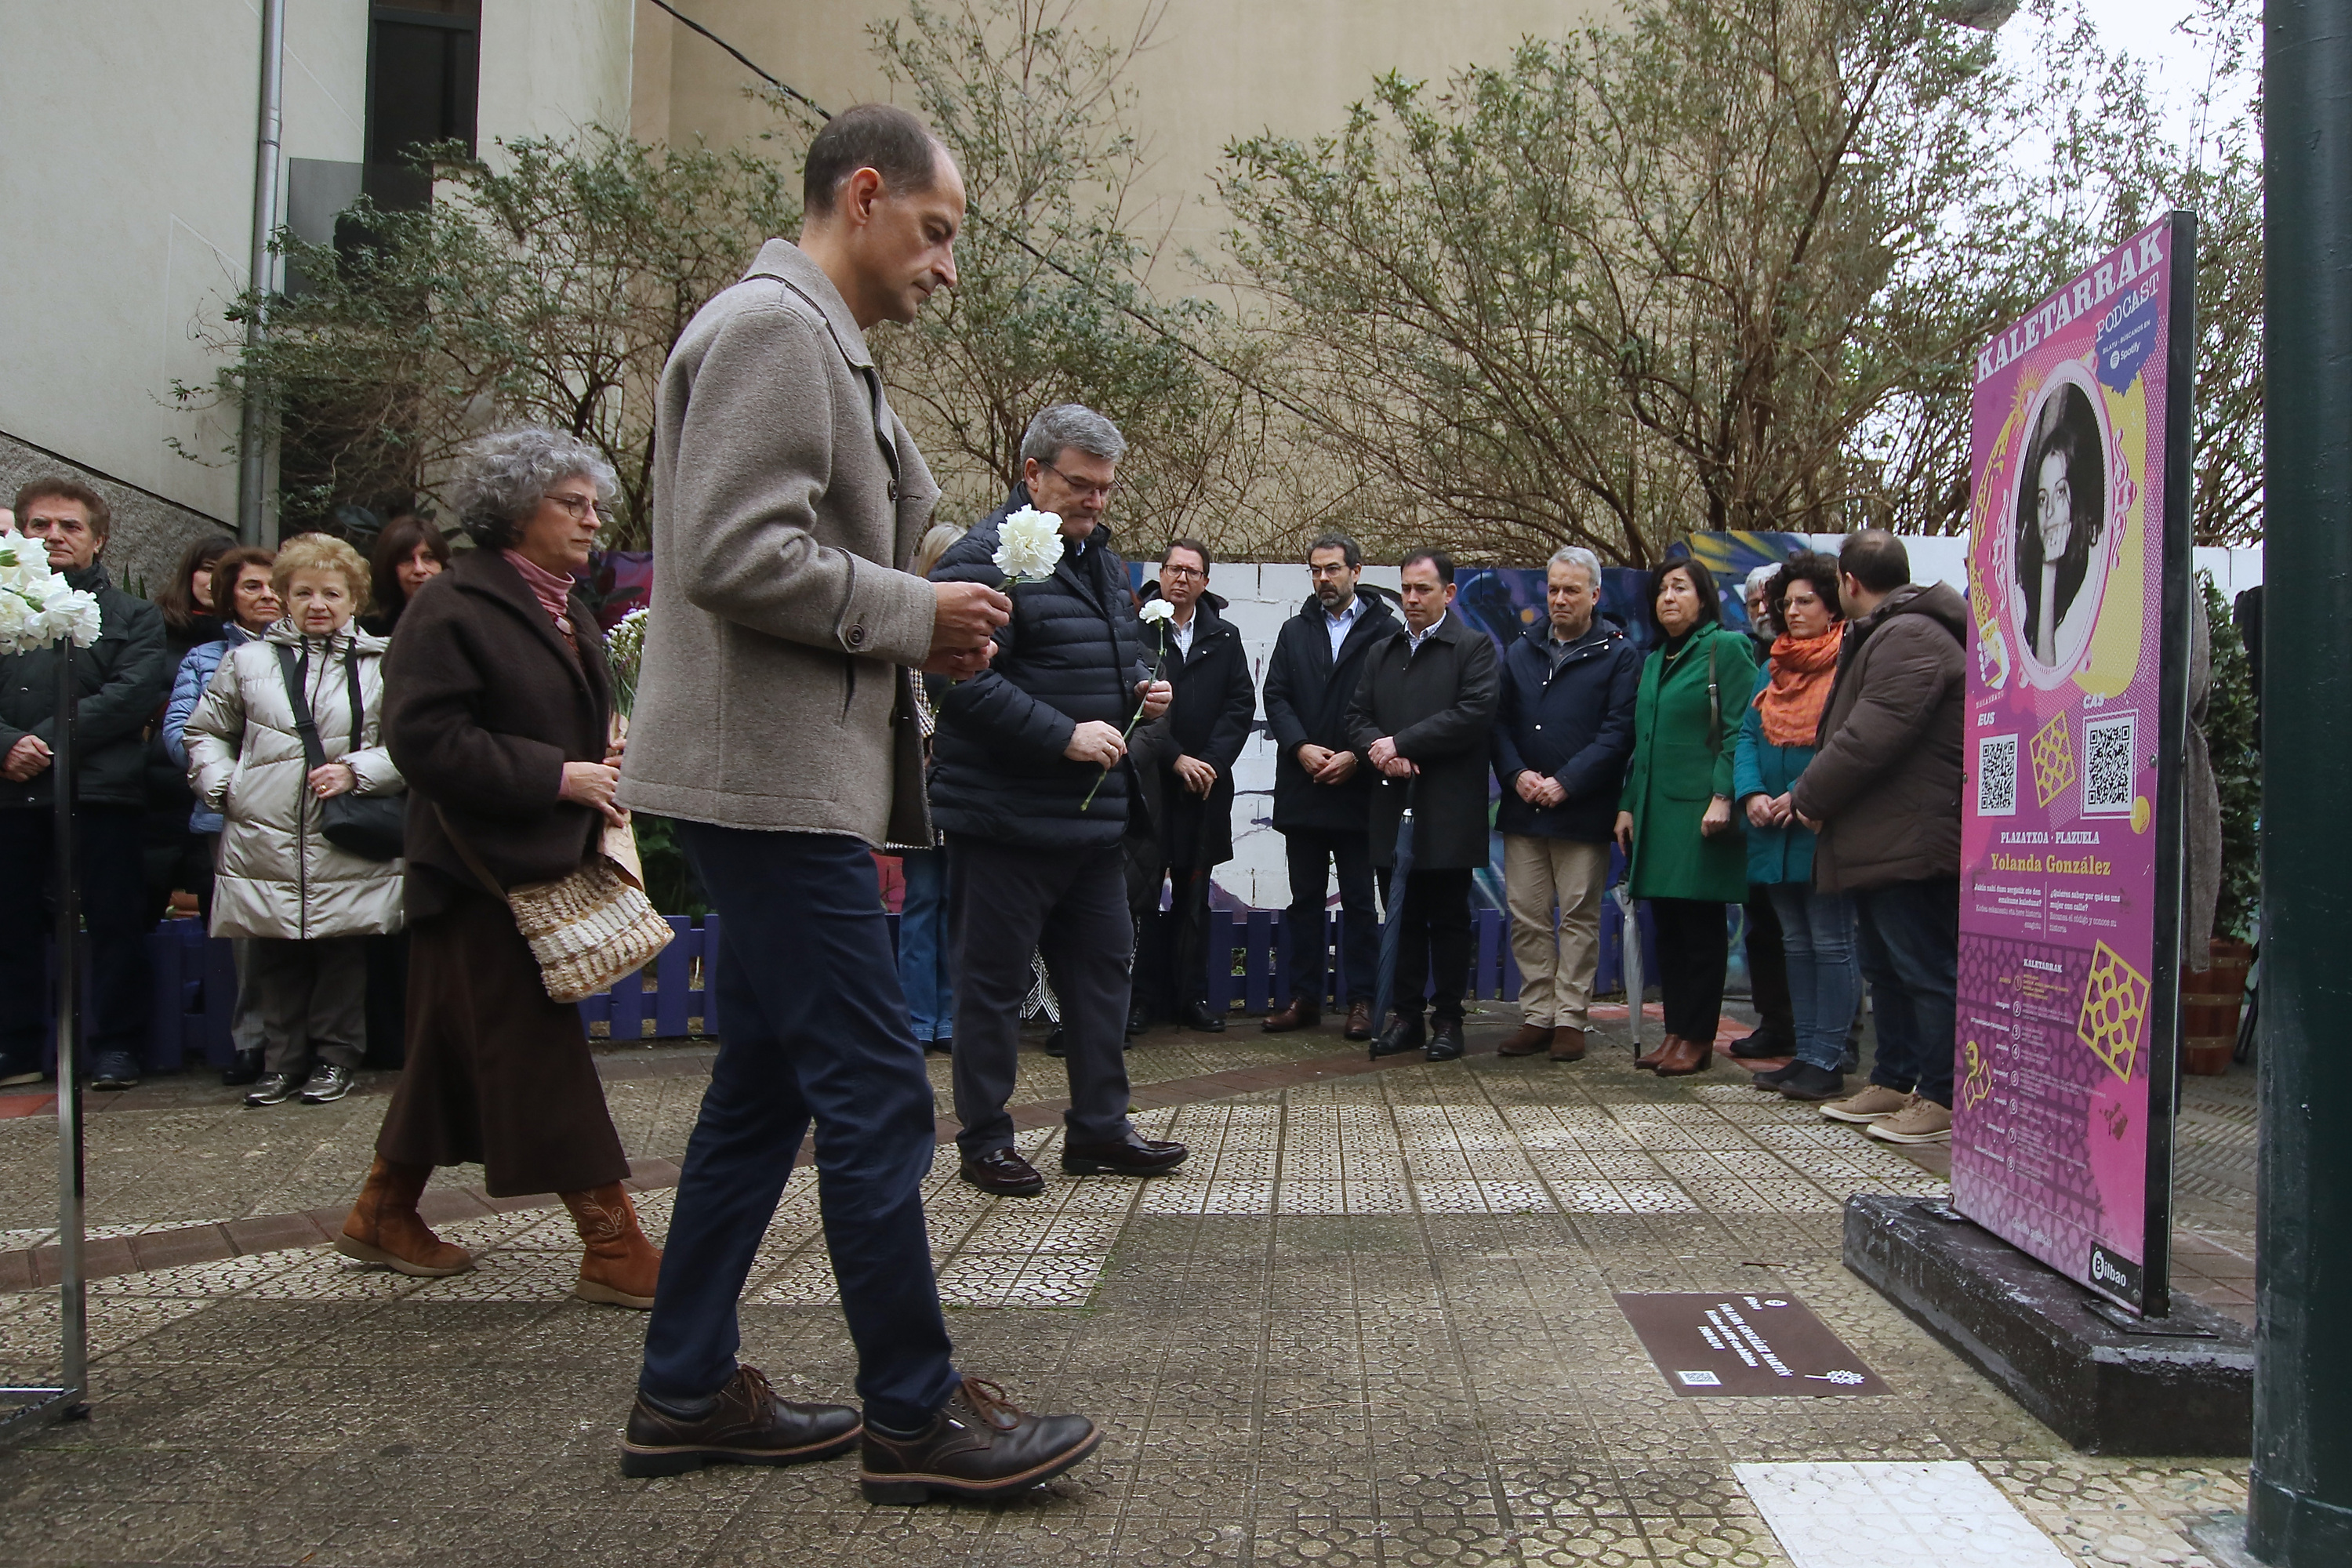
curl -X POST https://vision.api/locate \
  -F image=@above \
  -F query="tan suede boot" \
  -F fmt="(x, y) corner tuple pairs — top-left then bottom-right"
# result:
(335, 1156), (473, 1277)
(561, 1183), (662, 1308)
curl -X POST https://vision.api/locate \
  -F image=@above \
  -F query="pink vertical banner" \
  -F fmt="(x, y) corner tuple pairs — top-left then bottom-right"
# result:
(1955, 213), (2196, 1314)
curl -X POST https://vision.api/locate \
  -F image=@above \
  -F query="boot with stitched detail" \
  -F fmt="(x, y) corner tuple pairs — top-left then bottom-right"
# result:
(860, 1376), (1102, 1504)
(336, 1156), (472, 1278)
(561, 1182), (662, 1308)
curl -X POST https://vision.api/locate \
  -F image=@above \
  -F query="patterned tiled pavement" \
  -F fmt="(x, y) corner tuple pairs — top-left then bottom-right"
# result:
(0, 1007), (2256, 1566)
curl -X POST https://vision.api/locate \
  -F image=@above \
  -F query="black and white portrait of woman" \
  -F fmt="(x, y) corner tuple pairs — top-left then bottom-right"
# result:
(2013, 379), (2106, 668)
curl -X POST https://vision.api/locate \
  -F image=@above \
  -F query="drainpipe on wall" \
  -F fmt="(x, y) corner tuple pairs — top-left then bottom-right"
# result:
(235, 0), (286, 547)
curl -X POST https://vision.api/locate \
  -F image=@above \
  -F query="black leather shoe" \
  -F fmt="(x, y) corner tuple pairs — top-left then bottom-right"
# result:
(1042, 1028), (1066, 1058)
(1750, 1060), (1804, 1091)
(1774, 1062), (1847, 1102)
(1370, 1012), (1426, 1058)
(619, 1365), (861, 1478)
(1060, 1135), (1188, 1178)
(1425, 1017), (1465, 1062)
(960, 1147), (1047, 1197)
(1729, 1029), (1792, 1061)
(1178, 1002), (1226, 1034)
(861, 1375), (1102, 1504)
(220, 1049), (263, 1087)
(1126, 1003), (1149, 1037)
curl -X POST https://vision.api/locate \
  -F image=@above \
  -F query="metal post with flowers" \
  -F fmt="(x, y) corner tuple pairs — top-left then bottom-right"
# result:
(0, 533), (107, 1443)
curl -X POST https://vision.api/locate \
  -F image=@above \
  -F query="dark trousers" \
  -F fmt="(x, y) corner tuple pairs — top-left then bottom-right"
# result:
(1853, 875), (1958, 1108)
(1165, 859), (1213, 1011)
(948, 834), (1138, 1157)
(1744, 885), (1793, 1044)
(1284, 828), (1379, 1007)
(640, 825), (957, 1432)
(0, 805), (152, 1070)
(1122, 833), (1167, 1018)
(1650, 897), (1730, 1043)
(1380, 865), (1474, 1022)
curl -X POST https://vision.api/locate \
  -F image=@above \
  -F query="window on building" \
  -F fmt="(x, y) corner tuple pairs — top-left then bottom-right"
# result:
(364, 1), (480, 210)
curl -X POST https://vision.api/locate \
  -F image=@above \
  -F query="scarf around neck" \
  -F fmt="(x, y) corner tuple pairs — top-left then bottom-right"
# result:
(501, 549), (577, 641)
(1755, 622), (1844, 747)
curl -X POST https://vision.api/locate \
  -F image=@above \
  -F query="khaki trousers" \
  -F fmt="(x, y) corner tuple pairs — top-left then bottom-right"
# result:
(1503, 835), (1610, 1028)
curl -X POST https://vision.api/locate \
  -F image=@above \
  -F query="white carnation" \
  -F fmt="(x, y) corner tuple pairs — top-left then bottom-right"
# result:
(56, 590), (103, 648)
(0, 540), (101, 650)
(992, 506), (1064, 586)
(1138, 598), (1176, 624)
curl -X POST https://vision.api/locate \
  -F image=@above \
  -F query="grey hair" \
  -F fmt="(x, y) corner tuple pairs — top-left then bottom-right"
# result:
(1548, 545), (1602, 591)
(1020, 403), (1127, 467)
(1743, 563), (1781, 636)
(449, 426), (617, 547)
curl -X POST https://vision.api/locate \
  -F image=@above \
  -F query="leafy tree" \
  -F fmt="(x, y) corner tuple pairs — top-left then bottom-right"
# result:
(183, 131), (800, 546)
(2202, 572), (2259, 939)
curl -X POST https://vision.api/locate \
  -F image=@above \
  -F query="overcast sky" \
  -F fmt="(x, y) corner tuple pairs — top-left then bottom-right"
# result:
(2005, 0), (2256, 147)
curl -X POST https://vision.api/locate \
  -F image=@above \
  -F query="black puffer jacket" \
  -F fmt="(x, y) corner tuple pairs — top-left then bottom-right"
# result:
(1137, 584), (1255, 866)
(1261, 588), (1400, 834)
(928, 483), (1151, 849)
(0, 563), (169, 811)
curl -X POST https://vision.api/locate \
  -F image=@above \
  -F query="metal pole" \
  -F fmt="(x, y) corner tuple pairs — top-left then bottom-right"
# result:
(235, 0), (286, 547)
(50, 641), (85, 1413)
(2249, 1), (2352, 1561)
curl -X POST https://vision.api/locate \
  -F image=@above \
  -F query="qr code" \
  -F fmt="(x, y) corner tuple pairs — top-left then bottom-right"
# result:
(2082, 713), (2137, 815)
(1676, 1370), (1722, 1386)
(1976, 734), (2018, 817)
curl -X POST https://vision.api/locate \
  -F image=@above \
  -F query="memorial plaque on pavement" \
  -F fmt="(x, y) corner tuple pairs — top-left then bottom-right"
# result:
(1615, 1292), (1887, 1397)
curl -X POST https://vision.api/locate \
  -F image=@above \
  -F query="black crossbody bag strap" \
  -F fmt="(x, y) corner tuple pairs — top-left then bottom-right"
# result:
(275, 644), (328, 775)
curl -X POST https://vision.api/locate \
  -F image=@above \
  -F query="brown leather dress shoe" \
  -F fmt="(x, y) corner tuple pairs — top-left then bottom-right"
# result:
(861, 1375), (1102, 1504)
(1549, 1025), (1587, 1062)
(960, 1146), (1047, 1196)
(1651, 1034), (1714, 1076)
(1344, 1000), (1375, 1040)
(1498, 1023), (1554, 1057)
(1060, 1135), (1189, 1178)
(619, 1365), (861, 1477)
(1633, 1033), (1679, 1071)
(1263, 997), (1321, 1033)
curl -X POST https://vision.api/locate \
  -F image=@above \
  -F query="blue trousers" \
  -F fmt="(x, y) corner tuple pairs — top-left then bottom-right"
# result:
(1853, 875), (1958, 1108)
(638, 824), (958, 1432)
(898, 847), (954, 1043)
(1763, 883), (1857, 1073)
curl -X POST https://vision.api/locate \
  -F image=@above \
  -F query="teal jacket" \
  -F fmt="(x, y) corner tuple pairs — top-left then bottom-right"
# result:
(1731, 662), (1820, 886)
(1617, 622), (1758, 903)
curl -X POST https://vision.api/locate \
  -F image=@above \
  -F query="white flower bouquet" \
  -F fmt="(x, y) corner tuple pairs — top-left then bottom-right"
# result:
(992, 506), (1064, 586)
(0, 535), (104, 655)
(603, 604), (649, 717)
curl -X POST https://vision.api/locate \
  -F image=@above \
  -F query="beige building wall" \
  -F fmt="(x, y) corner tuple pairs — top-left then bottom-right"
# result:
(633, 0), (1616, 256)
(481, 0), (637, 153)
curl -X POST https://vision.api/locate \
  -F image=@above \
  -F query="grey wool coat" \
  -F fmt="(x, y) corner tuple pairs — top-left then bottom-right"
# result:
(620, 239), (942, 846)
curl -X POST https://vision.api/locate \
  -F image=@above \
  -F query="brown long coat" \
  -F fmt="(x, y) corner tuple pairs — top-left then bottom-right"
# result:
(381, 548), (612, 920)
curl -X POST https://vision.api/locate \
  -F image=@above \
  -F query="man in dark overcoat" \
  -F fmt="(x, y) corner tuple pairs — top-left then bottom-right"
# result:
(1260, 533), (1398, 1040)
(1137, 539), (1255, 1033)
(928, 402), (1187, 1198)
(1347, 548), (1501, 1062)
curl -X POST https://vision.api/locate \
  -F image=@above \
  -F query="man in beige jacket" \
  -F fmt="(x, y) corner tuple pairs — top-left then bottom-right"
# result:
(617, 104), (1102, 1504)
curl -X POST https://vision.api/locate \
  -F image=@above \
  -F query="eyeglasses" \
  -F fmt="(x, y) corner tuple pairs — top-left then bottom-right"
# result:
(546, 493), (602, 521)
(1162, 564), (1207, 581)
(1040, 460), (1116, 502)
(1308, 562), (1354, 579)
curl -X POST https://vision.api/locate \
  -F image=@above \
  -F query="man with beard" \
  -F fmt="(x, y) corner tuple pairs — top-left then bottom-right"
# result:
(1260, 533), (1399, 1039)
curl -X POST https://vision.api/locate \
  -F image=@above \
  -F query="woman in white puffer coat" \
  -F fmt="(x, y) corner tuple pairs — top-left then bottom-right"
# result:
(185, 534), (405, 1109)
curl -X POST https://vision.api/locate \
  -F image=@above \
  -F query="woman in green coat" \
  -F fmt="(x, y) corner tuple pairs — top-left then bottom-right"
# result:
(1613, 557), (1759, 1076)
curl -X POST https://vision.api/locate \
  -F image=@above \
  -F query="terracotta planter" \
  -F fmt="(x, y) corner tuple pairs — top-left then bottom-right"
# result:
(2180, 938), (2252, 1076)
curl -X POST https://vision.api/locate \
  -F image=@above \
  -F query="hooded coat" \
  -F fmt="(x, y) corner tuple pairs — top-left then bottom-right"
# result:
(1490, 617), (1640, 843)
(1261, 587), (1400, 836)
(1788, 582), (1967, 894)
(183, 622), (405, 941)
(1138, 583), (1256, 867)
(927, 482), (1151, 850)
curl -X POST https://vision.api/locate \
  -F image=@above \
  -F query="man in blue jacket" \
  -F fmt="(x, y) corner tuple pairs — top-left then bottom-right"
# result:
(929, 404), (1187, 1199)
(1490, 546), (1639, 1062)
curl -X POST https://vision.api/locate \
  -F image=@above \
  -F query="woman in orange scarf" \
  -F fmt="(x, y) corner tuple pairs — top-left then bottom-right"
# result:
(1731, 553), (1854, 1102)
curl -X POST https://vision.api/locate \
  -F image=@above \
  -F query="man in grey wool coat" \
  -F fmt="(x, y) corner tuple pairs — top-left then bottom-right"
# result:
(615, 103), (1102, 1504)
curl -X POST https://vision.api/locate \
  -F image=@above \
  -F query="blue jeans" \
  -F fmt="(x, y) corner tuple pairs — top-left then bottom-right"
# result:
(639, 824), (959, 1432)
(1852, 876), (1958, 1108)
(898, 847), (954, 1042)
(1764, 883), (1858, 1073)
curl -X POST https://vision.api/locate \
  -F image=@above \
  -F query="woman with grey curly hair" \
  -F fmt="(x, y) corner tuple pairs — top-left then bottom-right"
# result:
(334, 426), (663, 1309)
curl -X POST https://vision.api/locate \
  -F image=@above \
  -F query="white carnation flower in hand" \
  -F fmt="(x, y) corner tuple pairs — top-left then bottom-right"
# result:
(992, 506), (1064, 586)
(1138, 598), (1175, 624)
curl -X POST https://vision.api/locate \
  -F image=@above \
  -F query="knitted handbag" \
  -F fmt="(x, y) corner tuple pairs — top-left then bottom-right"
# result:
(434, 806), (673, 1004)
